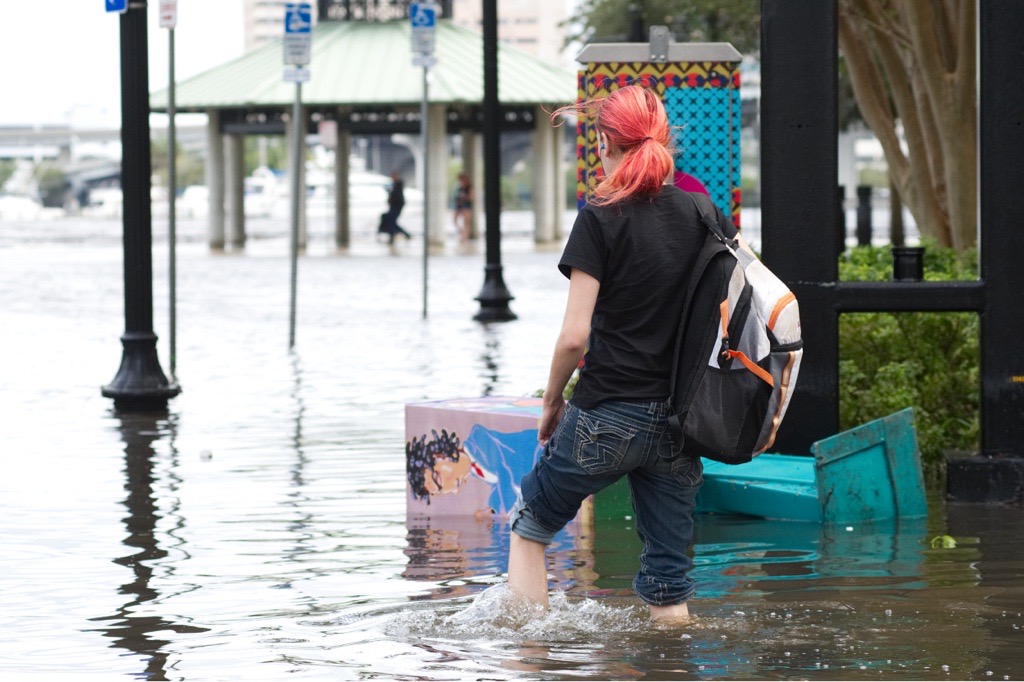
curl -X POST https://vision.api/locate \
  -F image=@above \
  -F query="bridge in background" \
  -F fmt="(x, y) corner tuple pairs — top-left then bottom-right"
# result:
(0, 124), (208, 162)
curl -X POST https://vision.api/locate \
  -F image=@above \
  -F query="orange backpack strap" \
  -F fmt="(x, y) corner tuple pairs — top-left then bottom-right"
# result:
(726, 350), (774, 387)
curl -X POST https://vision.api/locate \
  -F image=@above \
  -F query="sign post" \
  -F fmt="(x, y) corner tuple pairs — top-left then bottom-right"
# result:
(161, 0), (178, 378)
(410, 2), (437, 319)
(284, 2), (312, 348)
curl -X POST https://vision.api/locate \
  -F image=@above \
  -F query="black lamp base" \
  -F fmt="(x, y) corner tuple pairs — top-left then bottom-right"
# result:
(102, 331), (181, 412)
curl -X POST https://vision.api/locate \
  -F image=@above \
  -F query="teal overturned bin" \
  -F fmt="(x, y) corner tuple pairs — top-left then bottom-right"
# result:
(594, 408), (928, 524)
(811, 408), (928, 523)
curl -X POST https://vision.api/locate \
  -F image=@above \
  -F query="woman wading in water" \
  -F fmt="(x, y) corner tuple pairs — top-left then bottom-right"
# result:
(506, 85), (739, 622)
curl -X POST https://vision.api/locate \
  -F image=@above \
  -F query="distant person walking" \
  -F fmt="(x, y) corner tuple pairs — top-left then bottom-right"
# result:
(453, 171), (474, 244)
(379, 170), (411, 244)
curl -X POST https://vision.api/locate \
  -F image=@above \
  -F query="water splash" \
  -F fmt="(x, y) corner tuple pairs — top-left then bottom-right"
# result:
(382, 583), (648, 642)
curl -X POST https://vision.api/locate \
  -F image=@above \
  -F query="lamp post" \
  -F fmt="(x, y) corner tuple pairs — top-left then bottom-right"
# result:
(473, 0), (516, 322)
(102, 0), (180, 411)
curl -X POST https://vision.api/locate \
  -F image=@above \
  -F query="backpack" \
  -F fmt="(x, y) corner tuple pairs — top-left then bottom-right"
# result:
(666, 193), (803, 465)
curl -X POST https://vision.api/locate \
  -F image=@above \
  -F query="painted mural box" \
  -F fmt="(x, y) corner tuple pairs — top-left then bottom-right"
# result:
(404, 397), (589, 594)
(405, 396), (548, 519)
(575, 39), (744, 225)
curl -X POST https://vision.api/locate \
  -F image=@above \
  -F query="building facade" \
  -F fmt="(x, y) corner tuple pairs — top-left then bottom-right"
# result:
(244, 0), (570, 65)
(450, 0), (570, 66)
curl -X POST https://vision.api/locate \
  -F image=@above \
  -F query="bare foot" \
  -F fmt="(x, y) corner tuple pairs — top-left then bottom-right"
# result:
(649, 601), (691, 624)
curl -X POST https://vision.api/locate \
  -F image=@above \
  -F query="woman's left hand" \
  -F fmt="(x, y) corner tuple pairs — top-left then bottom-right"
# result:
(538, 397), (566, 445)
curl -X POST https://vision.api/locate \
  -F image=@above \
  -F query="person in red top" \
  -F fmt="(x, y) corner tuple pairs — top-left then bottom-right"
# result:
(673, 170), (710, 195)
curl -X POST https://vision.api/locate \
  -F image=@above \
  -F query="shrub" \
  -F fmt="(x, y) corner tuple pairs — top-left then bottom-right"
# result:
(838, 243), (979, 471)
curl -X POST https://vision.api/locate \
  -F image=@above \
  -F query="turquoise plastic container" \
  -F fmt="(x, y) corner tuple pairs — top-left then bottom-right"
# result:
(811, 407), (928, 523)
(697, 454), (820, 521)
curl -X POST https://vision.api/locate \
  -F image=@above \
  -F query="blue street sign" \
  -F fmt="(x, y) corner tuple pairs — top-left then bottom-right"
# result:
(283, 2), (313, 66)
(410, 2), (437, 29)
(105, 0), (128, 13)
(410, 2), (437, 56)
(285, 3), (312, 34)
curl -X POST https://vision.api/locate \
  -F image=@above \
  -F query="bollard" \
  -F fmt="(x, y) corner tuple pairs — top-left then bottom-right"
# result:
(856, 184), (873, 246)
(892, 245), (925, 281)
(837, 185), (847, 253)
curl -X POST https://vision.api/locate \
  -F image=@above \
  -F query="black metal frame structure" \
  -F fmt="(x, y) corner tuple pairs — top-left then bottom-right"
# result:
(760, 1), (1024, 502)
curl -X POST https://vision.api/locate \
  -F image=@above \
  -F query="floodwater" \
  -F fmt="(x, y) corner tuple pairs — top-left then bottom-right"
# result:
(0, 212), (1020, 681)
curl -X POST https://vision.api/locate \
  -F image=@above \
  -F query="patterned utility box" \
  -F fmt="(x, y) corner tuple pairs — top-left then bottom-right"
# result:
(575, 37), (743, 225)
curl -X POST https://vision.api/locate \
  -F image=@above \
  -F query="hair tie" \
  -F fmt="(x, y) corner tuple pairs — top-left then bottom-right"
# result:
(643, 136), (653, 142)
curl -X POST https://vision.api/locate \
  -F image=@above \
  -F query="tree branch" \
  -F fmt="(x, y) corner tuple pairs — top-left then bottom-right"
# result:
(838, 10), (907, 178)
(901, 2), (950, 113)
(956, 0), (976, 85)
(852, 0), (952, 244)
(841, 0), (914, 51)
(932, 1), (957, 72)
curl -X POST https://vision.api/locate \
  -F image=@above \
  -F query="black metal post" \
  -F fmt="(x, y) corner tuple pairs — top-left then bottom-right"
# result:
(891, 246), (924, 282)
(837, 185), (847, 254)
(473, 0), (516, 322)
(856, 184), (873, 246)
(627, 2), (645, 42)
(759, 0), (839, 455)
(978, 0), (1024, 458)
(102, 1), (180, 411)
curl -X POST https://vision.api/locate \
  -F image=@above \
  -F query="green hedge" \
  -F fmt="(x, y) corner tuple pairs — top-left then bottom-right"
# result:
(839, 242), (979, 471)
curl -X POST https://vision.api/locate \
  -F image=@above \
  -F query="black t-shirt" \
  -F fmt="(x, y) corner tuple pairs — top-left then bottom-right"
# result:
(388, 180), (405, 211)
(558, 184), (738, 409)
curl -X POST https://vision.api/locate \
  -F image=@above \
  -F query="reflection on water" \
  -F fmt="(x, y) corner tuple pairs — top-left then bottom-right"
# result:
(0, 216), (1021, 679)
(477, 324), (502, 397)
(90, 413), (207, 680)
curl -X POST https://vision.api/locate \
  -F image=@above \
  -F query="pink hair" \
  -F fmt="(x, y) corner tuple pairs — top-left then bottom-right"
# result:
(552, 85), (674, 206)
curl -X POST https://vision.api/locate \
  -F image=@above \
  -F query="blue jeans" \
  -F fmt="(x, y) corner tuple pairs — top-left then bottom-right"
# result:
(511, 400), (703, 606)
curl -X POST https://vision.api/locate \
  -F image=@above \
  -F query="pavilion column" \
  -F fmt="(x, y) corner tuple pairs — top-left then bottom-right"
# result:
(532, 106), (557, 243)
(334, 125), (351, 249)
(286, 111), (308, 248)
(426, 103), (447, 246)
(460, 129), (483, 240)
(205, 109), (226, 250)
(225, 133), (246, 249)
(553, 124), (567, 240)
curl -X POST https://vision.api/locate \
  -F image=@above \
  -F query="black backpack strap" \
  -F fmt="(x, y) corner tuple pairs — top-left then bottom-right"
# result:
(687, 192), (738, 248)
(665, 194), (738, 459)
(669, 193), (734, 408)
(665, 231), (733, 459)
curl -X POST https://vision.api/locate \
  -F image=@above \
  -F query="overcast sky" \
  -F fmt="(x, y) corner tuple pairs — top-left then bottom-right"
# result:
(0, 1), (584, 130)
(0, 1), (246, 128)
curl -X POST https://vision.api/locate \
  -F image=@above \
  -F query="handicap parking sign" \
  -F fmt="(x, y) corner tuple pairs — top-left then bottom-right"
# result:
(285, 2), (312, 34)
(105, 0), (128, 13)
(410, 3), (437, 29)
(283, 2), (313, 66)
(410, 2), (437, 56)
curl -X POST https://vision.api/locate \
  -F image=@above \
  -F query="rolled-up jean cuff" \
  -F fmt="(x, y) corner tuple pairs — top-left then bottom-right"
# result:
(633, 575), (697, 606)
(508, 496), (557, 545)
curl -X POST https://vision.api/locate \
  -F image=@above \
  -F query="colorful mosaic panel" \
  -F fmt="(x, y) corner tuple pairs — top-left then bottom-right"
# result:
(574, 60), (741, 224)
(666, 87), (741, 224)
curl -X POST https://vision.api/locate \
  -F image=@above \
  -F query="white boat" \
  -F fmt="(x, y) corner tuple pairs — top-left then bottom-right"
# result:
(80, 187), (123, 219)
(245, 166), (285, 218)
(0, 193), (44, 221)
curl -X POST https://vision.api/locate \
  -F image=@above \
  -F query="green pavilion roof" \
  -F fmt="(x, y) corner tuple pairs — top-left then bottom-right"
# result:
(150, 19), (577, 112)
